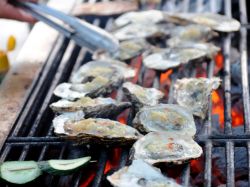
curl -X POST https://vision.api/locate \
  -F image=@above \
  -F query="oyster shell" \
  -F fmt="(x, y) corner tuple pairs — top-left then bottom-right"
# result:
(55, 118), (142, 145)
(113, 23), (169, 41)
(122, 82), (164, 109)
(50, 97), (131, 118)
(54, 76), (122, 100)
(107, 159), (182, 187)
(132, 132), (203, 164)
(133, 104), (196, 136)
(143, 47), (207, 71)
(174, 77), (221, 119)
(166, 12), (240, 32)
(114, 10), (165, 27)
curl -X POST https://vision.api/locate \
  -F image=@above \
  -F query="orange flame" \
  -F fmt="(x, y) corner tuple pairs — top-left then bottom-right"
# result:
(214, 52), (224, 74)
(160, 69), (173, 84)
(212, 90), (224, 127)
(104, 148), (122, 174)
(231, 102), (244, 126)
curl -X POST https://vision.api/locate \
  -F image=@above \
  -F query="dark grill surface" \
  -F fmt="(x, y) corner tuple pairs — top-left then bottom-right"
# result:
(0, 0), (249, 187)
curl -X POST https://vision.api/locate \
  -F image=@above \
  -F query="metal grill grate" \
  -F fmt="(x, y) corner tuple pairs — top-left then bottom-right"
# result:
(0, 0), (249, 187)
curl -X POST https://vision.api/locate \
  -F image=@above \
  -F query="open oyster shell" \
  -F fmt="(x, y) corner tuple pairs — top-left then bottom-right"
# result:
(122, 82), (164, 109)
(166, 12), (240, 32)
(54, 118), (142, 145)
(107, 159), (182, 187)
(132, 132), (203, 165)
(133, 104), (196, 136)
(174, 77), (221, 119)
(114, 10), (165, 27)
(54, 76), (122, 100)
(143, 47), (207, 71)
(50, 97), (131, 118)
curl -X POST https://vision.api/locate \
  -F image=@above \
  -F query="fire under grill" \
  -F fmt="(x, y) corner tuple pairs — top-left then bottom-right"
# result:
(1, 0), (250, 186)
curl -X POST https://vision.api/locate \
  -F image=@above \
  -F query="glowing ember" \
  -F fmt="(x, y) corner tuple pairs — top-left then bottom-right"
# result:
(80, 171), (96, 187)
(131, 55), (142, 83)
(104, 149), (122, 174)
(214, 52), (224, 74)
(196, 64), (207, 78)
(231, 101), (244, 126)
(212, 90), (224, 127)
(160, 69), (172, 84)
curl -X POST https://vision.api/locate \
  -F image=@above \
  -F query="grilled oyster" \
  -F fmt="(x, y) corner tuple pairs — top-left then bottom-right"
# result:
(50, 97), (131, 118)
(114, 10), (165, 27)
(132, 132), (203, 164)
(133, 104), (196, 136)
(70, 60), (122, 84)
(107, 159), (182, 187)
(174, 77), (221, 119)
(113, 23), (169, 41)
(53, 111), (85, 134)
(143, 47), (207, 71)
(166, 12), (240, 32)
(54, 76), (122, 100)
(122, 82), (164, 109)
(54, 118), (142, 145)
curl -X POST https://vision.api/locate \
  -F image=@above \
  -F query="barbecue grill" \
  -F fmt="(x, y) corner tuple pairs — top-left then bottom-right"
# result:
(0, 0), (249, 186)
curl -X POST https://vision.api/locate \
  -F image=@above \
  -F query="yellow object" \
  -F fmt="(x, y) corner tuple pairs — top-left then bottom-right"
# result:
(7, 35), (16, 52)
(0, 50), (10, 74)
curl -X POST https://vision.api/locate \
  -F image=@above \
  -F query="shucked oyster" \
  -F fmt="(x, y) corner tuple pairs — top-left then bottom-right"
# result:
(133, 104), (196, 136)
(50, 97), (131, 118)
(114, 10), (165, 27)
(132, 132), (203, 164)
(70, 60), (123, 83)
(108, 159), (182, 187)
(122, 82), (164, 109)
(174, 77), (221, 119)
(54, 76), (122, 100)
(113, 23), (169, 41)
(143, 47), (207, 71)
(55, 118), (142, 145)
(166, 12), (240, 32)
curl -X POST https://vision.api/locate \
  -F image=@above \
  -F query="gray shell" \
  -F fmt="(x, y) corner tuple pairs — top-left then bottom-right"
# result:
(174, 77), (221, 119)
(122, 82), (164, 109)
(143, 47), (207, 71)
(107, 159), (182, 187)
(132, 132), (203, 165)
(133, 104), (196, 136)
(50, 97), (131, 118)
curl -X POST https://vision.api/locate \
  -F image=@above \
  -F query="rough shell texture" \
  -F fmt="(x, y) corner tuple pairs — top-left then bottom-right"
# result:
(54, 76), (122, 100)
(133, 104), (196, 136)
(143, 47), (207, 71)
(57, 118), (142, 145)
(114, 10), (165, 27)
(50, 97), (131, 118)
(132, 132), (203, 165)
(166, 12), (240, 32)
(174, 77), (221, 119)
(122, 82), (164, 109)
(107, 159), (182, 187)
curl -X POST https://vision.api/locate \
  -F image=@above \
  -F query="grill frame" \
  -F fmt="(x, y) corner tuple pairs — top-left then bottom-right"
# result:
(0, 0), (249, 187)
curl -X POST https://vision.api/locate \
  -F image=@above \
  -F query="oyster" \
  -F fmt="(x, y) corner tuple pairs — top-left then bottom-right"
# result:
(55, 118), (142, 145)
(107, 159), (182, 187)
(133, 104), (196, 136)
(70, 60), (122, 84)
(174, 77), (221, 119)
(166, 12), (240, 32)
(113, 23), (169, 41)
(50, 97), (131, 118)
(122, 82), (164, 109)
(132, 132), (203, 164)
(54, 76), (122, 100)
(143, 47), (207, 71)
(114, 10), (165, 27)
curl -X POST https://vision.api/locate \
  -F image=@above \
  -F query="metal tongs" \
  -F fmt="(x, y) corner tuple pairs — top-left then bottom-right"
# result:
(12, 1), (119, 54)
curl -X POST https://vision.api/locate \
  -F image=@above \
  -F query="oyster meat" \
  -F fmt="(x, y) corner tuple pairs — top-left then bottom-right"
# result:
(114, 10), (165, 27)
(133, 104), (196, 136)
(122, 82), (164, 109)
(50, 97), (131, 118)
(132, 132), (203, 164)
(174, 77), (221, 119)
(107, 159), (182, 187)
(54, 118), (142, 145)
(143, 47), (207, 71)
(54, 76), (122, 100)
(166, 12), (240, 32)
